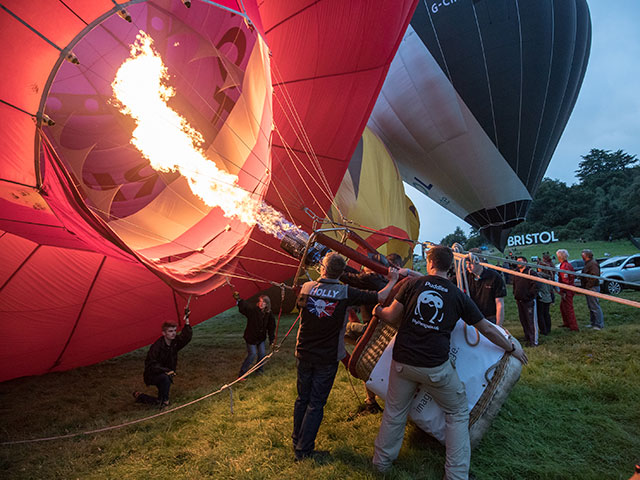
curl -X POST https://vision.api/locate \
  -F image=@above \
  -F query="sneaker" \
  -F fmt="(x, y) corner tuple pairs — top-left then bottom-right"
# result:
(584, 324), (593, 328)
(592, 326), (602, 331)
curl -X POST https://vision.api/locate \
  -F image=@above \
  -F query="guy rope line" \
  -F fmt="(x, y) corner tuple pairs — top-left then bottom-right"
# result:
(481, 252), (640, 290)
(0, 312), (303, 446)
(476, 261), (640, 309)
(421, 241), (640, 309)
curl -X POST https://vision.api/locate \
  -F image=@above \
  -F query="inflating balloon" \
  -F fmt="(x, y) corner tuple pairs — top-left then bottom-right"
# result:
(369, 0), (591, 249)
(0, 0), (417, 381)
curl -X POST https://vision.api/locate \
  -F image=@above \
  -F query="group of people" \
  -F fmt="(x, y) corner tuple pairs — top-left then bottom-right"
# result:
(292, 248), (527, 479)
(466, 248), (606, 350)
(133, 244), (609, 478)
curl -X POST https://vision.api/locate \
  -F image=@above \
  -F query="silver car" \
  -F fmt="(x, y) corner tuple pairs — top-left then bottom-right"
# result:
(600, 254), (640, 295)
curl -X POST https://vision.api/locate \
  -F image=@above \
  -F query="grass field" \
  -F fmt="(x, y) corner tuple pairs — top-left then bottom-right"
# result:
(1, 285), (639, 478)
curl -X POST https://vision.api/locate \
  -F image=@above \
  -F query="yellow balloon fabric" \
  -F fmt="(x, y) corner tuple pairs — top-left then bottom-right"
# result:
(330, 127), (420, 267)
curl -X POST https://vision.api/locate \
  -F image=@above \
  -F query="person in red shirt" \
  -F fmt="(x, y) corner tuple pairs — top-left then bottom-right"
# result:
(556, 249), (579, 331)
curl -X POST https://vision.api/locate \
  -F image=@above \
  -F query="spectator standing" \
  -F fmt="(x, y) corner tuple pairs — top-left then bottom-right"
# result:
(581, 249), (604, 330)
(556, 249), (579, 331)
(512, 256), (539, 347)
(466, 253), (506, 326)
(536, 254), (554, 335)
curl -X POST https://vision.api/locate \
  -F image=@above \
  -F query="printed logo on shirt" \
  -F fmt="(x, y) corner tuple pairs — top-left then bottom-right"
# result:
(307, 297), (337, 318)
(413, 290), (444, 330)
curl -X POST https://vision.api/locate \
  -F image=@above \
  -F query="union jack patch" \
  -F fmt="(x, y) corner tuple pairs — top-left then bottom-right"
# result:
(307, 297), (337, 318)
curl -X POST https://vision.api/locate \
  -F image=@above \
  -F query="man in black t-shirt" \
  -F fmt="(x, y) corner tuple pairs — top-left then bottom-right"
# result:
(466, 253), (507, 325)
(371, 246), (527, 479)
(292, 252), (398, 461)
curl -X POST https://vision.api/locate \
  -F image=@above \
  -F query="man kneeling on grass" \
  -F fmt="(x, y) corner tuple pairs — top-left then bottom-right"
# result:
(134, 309), (192, 408)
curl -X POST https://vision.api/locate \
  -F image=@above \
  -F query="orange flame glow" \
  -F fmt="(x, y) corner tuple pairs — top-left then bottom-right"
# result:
(111, 31), (300, 239)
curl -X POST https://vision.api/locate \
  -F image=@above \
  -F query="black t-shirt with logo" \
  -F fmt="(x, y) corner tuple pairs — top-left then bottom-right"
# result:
(296, 278), (379, 364)
(467, 268), (506, 319)
(394, 275), (483, 368)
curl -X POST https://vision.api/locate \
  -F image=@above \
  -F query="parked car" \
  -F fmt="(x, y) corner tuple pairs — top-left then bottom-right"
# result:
(600, 254), (640, 295)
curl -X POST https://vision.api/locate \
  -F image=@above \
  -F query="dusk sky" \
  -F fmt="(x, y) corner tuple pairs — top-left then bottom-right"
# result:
(405, 0), (640, 244)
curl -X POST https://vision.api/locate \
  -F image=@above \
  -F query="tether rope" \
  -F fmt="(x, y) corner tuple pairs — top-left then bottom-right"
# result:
(439, 244), (640, 310)
(0, 311), (302, 446)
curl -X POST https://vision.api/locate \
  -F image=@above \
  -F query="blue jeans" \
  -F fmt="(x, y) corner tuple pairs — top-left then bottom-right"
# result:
(586, 286), (604, 328)
(292, 359), (339, 458)
(239, 341), (266, 376)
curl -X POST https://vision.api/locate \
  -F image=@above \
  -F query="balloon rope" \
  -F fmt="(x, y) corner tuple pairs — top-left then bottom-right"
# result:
(271, 284), (287, 348)
(272, 127), (334, 218)
(443, 246), (640, 309)
(0, 312), (302, 446)
(270, 64), (338, 203)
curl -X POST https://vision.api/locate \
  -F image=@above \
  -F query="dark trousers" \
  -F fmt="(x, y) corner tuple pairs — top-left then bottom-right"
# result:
(516, 299), (538, 346)
(292, 359), (339, 458)
(136, 373), (172, 404)
(537, 301), (551, 335)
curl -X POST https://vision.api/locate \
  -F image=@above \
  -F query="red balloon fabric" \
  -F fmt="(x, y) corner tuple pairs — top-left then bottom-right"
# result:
(0, 0), (417, 381)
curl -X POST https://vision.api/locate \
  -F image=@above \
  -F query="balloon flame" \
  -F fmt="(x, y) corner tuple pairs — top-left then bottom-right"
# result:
(111, 31), (300, 239)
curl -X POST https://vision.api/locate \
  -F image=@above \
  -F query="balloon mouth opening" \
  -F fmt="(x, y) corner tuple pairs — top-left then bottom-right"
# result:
(42, 1), (274, 281)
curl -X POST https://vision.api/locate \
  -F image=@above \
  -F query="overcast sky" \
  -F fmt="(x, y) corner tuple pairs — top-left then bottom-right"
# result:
(405, 0), (640, 244)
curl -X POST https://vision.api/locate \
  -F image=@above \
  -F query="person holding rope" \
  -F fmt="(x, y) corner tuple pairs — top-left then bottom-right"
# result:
(292, 252), (399, 461)
(134, 308), (192, 408)
(233, 292), (276, 378)
(581, 249), (605, 330)
(341, 253), (407, 414)
(556, 249), (579, 331)
(371, 246), (528, 479)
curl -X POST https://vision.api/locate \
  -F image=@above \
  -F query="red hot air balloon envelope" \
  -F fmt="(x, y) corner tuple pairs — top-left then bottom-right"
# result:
(369, 0), (591, 249)
(0, 0), (418, 382)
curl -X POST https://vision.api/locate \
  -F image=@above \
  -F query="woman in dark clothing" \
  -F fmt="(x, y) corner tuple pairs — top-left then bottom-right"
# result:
(234, 292), (276, 378)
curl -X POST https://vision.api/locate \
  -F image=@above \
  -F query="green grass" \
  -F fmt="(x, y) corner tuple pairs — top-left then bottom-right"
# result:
(1, 293), (640, 479)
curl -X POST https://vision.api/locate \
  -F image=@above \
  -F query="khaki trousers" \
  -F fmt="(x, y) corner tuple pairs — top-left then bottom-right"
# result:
(373, 359), (470, 479)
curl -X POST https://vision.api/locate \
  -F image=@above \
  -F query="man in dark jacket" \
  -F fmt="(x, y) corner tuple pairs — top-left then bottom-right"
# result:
(581, 249), (604, 330)
(134, 311), (192, 407)
(292, 252), (399, 461)
(513, 256), (539, 347)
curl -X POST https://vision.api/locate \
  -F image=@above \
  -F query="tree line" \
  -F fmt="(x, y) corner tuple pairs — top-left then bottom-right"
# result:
(440, 149), (640, 248)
